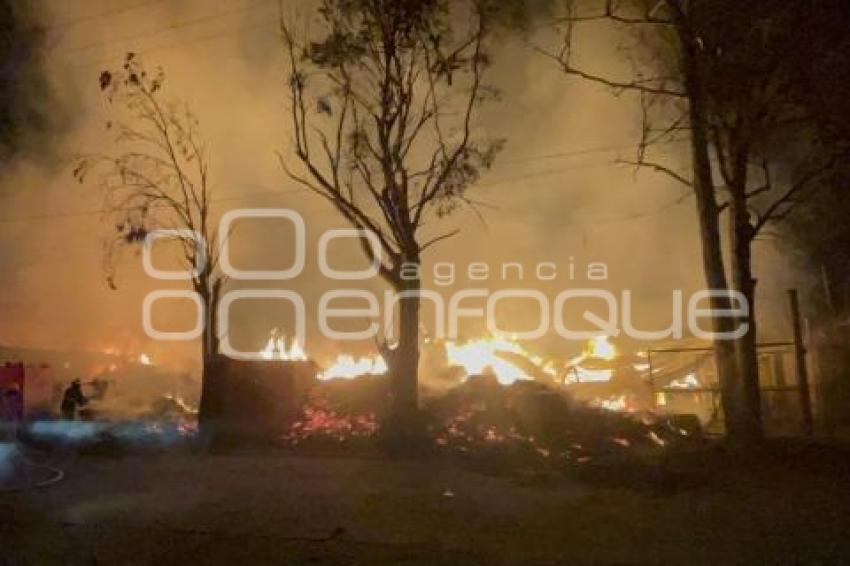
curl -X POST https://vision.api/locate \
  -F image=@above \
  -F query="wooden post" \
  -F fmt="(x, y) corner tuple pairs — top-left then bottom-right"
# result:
(788, 289), (814, 436)
(647, 349), (655, 408)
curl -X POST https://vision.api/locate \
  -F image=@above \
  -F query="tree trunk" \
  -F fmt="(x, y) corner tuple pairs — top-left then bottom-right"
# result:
(198, 345), (218, 436)
(731, 241), (763, 441)
(673, 13), (745, 440)
(378, 264), (424, 451)
(390, 274), (421, 415)
(196, 278), (222, 438)
(729, 158), (764, 442)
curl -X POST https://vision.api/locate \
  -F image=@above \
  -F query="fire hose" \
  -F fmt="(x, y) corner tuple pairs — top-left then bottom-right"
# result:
(0, 442), (66, 492)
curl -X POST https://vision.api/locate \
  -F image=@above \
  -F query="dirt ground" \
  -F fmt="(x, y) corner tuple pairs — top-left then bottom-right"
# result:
(2, 446), (850, 565)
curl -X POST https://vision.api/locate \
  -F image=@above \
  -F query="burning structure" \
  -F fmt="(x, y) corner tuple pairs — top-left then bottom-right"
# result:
(0, 322), (810, 448)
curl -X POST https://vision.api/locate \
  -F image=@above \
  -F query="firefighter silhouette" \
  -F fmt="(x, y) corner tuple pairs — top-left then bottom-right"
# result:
(60, 379), (88, 420)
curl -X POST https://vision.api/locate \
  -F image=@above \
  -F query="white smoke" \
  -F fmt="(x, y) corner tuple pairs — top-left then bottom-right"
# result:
(0, 442), (17, 483)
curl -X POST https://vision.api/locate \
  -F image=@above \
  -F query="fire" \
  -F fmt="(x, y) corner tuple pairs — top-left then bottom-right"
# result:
(585, 335), (617, 361)
(248, 329), (620, 389)
(314, 334), (544, 384)
(260, 328), (307, 361)
(319, 354), (387, 380)
(444, 336), (533, 385)
(566, 335), (617, 383)
(163, 393), (198, 415)
(139, 353), (153, 366)
(568, 367), (614, 383)
(668, 372), (700, 388)
(595, 394), (628, 411)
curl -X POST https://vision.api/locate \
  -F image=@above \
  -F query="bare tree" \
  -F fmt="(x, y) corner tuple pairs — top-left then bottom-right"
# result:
(74, 54), (225, 433)
(530, 0), (746, 439)
(695, 2), (849, 438)
(278, 0), (501, 431)
(532, 0), (848, 442)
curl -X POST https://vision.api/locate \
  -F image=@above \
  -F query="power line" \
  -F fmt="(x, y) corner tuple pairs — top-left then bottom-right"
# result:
(0, 187), (308, 225)
(0, 160), (693, 271)
(3, 186), (692, 272)
(30, 7), (695, 227)
(0, 148), (688, 226)
(0, 138), (696, 226)
(70, 18), (277, 70)
(60, 0), (274, 55)
(584, 192), (692, 226)
(47, 0), (169, 31)
(495, 138), (690, 166)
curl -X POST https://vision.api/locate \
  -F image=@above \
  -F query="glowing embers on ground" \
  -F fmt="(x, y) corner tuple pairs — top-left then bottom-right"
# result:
(260, 328), (307, 361)
(283, 397), (378, 444)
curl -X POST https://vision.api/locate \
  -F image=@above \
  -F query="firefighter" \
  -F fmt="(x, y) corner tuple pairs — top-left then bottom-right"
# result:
(60, 379), (87, 420)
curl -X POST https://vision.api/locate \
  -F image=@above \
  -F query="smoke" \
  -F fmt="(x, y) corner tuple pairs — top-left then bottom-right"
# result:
(0, 0), (71, 169)
(0, 1), (802, 373)
(27, 420), (107, 442)
(0, 441), (15, 482)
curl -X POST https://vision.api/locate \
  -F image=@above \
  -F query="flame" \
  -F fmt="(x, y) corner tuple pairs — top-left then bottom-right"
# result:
(595, 394), (628, 411)
(668, 372), (700, 388)
(319, 354), (387, 380)
(163, 393), (198, 415)
(585, 335), (617, 361)
(567, 367), (614, 383)
(444, 336), (532, 385)
(316, 334), (540, 384)
(288, 339), (308, 361)
(565, 335), (618, 383)
(260, 328), (308, 361)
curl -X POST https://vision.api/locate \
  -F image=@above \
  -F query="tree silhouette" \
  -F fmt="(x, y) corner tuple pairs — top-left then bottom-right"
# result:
(533, 0), (850, 442)
(74, 54), (225, 433)
(278, 0), (502, 434)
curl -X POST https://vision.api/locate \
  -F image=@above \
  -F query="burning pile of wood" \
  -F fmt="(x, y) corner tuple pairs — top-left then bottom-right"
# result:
(279, 373), (696, 464)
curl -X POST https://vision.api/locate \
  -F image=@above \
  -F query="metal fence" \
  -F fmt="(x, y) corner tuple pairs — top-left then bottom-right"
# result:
(647, 341), (812, 436)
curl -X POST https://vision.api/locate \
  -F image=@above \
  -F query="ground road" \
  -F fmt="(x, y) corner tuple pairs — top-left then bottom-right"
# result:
(2, 450), (850, 564)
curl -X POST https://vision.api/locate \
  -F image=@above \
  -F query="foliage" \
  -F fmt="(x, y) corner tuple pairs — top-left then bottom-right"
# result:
(280, 0), (503, 278)
(72, 53), (220, 294)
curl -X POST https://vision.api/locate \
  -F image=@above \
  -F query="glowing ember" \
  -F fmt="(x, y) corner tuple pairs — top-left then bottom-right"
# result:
(319, 354), (387, 380)
(283, 402), (379, 444)
(260, 328), (308, 361)
(444, 336), (533, 385)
